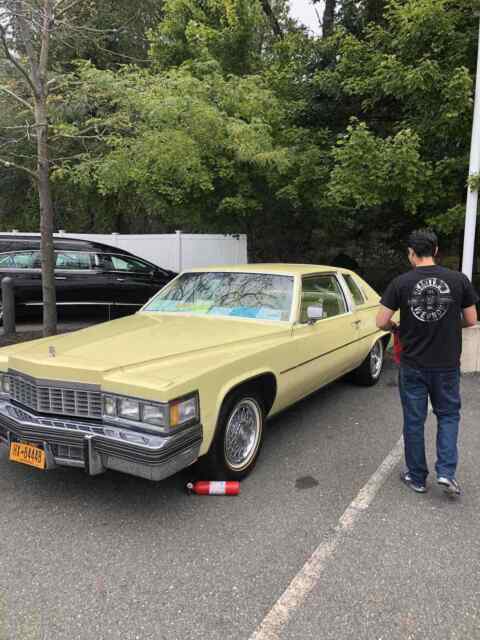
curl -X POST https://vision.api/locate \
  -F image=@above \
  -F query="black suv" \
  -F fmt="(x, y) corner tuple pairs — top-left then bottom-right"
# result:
(0, 235), (176, 320)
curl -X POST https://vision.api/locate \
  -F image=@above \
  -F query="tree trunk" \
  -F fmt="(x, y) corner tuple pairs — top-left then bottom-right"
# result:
(35, 98), (57, 336)
(323, 0), (336, 38)
(260, 0), (283, 39)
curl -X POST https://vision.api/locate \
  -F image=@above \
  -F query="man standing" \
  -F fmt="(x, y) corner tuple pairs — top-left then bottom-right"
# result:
(376, 230), (478, 495)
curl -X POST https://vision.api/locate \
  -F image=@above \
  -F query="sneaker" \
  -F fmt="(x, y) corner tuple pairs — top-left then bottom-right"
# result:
(400, 471), (427, 494)
(437, 477), (461, 496)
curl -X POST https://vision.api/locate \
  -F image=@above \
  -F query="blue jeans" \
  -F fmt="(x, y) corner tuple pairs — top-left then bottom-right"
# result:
(399, 366), (461, 486)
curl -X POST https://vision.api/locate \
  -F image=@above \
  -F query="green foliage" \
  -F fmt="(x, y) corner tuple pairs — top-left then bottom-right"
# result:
(148, 0), (268, 75)
(329, 121), (428, 213)
(1, 0), (478, 274)
(52, 62), (294, 232)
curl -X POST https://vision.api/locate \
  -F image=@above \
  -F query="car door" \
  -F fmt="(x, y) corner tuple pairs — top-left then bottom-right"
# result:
(286, 273), (359, 401)
(54, 250), (99, 307)
(341, 272), (380, 363)
(107, 254), (163, 310)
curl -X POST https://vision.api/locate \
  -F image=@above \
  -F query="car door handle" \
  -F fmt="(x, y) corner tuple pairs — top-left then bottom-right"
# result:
(116, 278), (125, 282)
(55, 276), (67, 280)
(351, 320), (361, 327)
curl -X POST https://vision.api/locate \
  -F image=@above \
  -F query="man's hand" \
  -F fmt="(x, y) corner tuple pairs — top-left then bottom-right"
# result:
(462, 305), (478, 328)
(376, 305), (397, 332)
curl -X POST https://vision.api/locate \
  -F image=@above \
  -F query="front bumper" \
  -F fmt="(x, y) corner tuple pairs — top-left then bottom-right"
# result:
(0, 400), (202, 482)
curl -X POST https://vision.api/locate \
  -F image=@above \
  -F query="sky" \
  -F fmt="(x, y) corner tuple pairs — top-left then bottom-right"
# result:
(288, 0), (323, 35)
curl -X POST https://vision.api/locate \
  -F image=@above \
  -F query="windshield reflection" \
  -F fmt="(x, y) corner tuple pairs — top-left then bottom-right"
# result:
(143, 272), (294, 321)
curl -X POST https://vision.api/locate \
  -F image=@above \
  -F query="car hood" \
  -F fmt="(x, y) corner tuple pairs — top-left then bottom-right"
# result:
(1, 313), (289, 387)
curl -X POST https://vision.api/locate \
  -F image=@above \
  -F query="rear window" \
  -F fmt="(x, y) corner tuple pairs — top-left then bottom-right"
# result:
(343, 274), (366, 306)
(0, 251), (40, 269)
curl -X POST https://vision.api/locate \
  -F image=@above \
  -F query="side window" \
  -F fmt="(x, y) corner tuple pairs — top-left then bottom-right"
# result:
(0, 254), (14, 268)
(0, 251), (40, 269)
(55, 252), (92, 270)
(300, 275), (347, 323)
(95, 254), (114, 270)
(343, 274), (365, 306)
(110, 255), (152, 273)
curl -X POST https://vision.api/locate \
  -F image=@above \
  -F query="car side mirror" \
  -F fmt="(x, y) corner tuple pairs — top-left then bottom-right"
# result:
(307, 305), (324, 325)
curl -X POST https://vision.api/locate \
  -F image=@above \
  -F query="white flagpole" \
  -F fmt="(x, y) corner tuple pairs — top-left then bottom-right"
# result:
(462, 15), (480, 280)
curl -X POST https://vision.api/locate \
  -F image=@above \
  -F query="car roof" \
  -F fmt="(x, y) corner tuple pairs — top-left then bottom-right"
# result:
(0, 234), (150, 259)
(185, 264), (349, 276)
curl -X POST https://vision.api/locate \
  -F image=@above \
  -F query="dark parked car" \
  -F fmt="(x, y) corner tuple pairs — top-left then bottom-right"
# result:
(0, 235), (176, 320)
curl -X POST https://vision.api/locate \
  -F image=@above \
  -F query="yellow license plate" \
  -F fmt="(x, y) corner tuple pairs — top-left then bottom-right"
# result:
(9, 442), (46, 470)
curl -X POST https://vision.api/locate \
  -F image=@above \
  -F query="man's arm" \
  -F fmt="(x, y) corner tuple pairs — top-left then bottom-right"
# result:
(462, 305), (478, 328)
(376, 305), (398, 332)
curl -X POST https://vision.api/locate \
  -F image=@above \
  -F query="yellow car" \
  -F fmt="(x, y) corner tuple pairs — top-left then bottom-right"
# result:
(0, 265), (388, 482)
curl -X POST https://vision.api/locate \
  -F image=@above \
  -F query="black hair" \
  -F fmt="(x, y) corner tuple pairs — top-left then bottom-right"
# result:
(407, 229), (438, 258)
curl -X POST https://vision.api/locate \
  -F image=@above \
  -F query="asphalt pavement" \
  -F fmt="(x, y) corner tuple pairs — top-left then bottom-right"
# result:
(0, 361), (478, 640)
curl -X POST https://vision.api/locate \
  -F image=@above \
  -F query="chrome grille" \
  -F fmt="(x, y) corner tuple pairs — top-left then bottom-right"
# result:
(8, 372), (102, 419)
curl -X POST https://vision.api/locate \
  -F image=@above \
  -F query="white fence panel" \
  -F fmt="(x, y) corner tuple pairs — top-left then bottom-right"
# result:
(180, 234), (247, 269)
(4, 231), (248, 271)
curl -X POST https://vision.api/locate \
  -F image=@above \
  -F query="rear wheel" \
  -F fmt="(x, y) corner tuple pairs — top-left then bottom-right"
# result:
(199, 393), (265, 480)
(351, 338), (384, 386)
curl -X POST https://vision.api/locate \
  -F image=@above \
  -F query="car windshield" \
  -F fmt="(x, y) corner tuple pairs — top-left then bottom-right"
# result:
(143, 272), (294, 321)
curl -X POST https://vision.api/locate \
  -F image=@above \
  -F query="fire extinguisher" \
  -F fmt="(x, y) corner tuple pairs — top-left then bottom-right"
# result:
(186, 481), (240, 496)
(393, 326), (402, 365)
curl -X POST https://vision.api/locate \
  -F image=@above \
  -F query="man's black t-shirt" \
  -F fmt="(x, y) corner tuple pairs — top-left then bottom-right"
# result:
(380, 266), (479, 369)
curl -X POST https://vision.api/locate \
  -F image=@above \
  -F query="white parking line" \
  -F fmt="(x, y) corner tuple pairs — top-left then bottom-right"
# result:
(249, 436), (405, 640)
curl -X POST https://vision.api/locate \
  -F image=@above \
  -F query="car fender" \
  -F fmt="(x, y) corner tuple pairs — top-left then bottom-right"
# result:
(204, 368), (278, 451)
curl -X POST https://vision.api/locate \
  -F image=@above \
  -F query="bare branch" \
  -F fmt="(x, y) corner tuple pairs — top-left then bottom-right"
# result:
(53, 0), (86, 21)
(0, 156), (37, 179)
(0, 23), (37, 96)
(0, 85), (34, 111)
(39, 0), (52, 79)
(14, 8), (43, 95)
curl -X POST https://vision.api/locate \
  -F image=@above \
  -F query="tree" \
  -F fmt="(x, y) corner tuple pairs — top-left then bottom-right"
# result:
(322, 0), (336, 37)
(0, 0), (64, 334)
(0, 0), (156, 335)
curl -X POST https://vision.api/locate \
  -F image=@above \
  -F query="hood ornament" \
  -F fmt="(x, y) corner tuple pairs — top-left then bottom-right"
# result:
(48, 346), (56, 358)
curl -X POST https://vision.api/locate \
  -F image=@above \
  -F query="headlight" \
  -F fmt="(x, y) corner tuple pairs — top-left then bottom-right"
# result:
(101, 392), (199, 432)
(103, 395), (117, 417)
(118, 398), (140, 421)
(0, 374), (11, 395)
(170, 395), (198, 427)
(142, 403), (168, 427)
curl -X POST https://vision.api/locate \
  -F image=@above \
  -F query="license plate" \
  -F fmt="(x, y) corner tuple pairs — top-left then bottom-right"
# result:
(9, 442), (46, 470)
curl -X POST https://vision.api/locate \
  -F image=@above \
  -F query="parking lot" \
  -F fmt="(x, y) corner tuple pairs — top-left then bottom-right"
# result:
(1, 348), (479, 640)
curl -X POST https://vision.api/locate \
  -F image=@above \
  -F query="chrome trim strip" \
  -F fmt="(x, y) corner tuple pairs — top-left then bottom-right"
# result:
(54, 457), (84, 468)
(23, 301), (141, 307)
(280, 329), (383, 374)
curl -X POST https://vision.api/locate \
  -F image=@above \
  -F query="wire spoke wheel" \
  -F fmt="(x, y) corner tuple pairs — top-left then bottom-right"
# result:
(370, 340), (384, 379)
(224, 398), (262, 472)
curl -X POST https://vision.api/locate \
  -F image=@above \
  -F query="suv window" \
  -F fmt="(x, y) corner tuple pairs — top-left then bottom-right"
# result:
(96, 254), (152, 273)
(300, 275), (347, 323)
(0, 251), (40, 269)
(55, 251), (92, 270)
(343, 274), (365, 306)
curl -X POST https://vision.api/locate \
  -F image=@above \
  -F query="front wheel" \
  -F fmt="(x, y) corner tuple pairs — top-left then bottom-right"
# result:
(351, 338), (385, 386)
(199, 393), (265, 480)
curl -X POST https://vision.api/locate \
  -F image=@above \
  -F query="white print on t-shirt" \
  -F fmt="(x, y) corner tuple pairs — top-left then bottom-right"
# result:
(408, 277), (454, 323)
